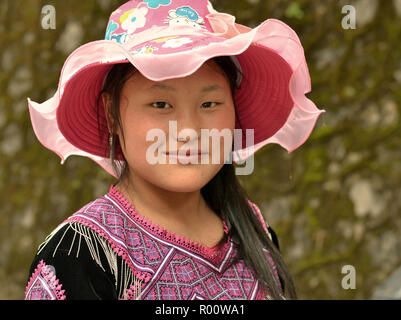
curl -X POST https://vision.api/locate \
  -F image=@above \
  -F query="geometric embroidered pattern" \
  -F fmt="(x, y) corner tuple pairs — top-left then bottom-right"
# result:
(25, 260), (66, 300)
(61, 184), (280, 300)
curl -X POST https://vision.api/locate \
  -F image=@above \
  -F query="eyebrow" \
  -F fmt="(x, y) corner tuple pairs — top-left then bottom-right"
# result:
(147, 83), (223, 93)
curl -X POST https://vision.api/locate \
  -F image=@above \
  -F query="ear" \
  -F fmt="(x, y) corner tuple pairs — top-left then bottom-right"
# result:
(168, 10), (178, 18)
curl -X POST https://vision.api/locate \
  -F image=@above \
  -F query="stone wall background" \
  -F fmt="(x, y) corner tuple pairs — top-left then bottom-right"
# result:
(0, 0), (400, 299)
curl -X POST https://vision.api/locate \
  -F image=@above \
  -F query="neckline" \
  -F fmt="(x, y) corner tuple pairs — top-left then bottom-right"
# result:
(107, 184), (231, 260)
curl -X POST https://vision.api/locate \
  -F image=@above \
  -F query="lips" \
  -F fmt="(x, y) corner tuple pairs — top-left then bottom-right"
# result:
(164, 150), (208, 156)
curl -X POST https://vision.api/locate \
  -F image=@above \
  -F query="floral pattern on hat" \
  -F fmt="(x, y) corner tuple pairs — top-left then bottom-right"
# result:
(105, 6), (150, 45)
(144, 0), (172, 9)
(120, 7), (149, 34)
(128, 34), (225, 56)
(105, 21), (118, 40)
(130, 45), (159, 55)
(152, 35), (179, 43)
(162, 37), (193, 48)
(110, 32), (130, 44)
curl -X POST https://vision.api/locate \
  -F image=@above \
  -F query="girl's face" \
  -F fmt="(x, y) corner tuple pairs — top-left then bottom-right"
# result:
(116, 60), (236, 193)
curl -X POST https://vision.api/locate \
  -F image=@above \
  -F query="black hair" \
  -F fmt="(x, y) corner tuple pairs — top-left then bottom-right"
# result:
(96, 57), (297, 299)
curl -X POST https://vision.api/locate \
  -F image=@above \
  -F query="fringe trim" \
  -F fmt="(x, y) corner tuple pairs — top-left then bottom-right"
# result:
(36, 221), (151, 300)
(122, 280), (143, 300)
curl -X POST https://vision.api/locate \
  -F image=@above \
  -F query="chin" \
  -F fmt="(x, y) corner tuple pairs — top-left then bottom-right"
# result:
(149, 165), (222, 192)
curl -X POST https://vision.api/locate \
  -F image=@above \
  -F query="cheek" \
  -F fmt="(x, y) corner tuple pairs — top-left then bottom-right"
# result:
(219, 105), (236, 130)
(212, 103), (236, 137)
(203, 104), (236, 162)
(120, 108), (166, 163)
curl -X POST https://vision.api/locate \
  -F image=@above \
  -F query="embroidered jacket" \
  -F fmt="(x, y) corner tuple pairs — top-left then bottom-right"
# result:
(25, 184), (283, 300)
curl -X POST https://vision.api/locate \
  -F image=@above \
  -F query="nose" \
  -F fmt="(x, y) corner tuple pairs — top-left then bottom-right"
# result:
(177, 135), (187, 142)
(176, 126), (199, 144)
(174, 108), (202, 142)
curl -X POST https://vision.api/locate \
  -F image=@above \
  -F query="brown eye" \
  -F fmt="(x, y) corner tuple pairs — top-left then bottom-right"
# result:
(202, 102), (218, 108)
(151, 102), (172, 109)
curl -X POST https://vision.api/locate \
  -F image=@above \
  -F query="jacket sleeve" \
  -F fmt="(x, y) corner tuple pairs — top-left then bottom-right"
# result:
(247, 199), (285, 292)
(267, 225), (280, 252)
(247, 199), (281, 251)
(25, 223), (119, 300)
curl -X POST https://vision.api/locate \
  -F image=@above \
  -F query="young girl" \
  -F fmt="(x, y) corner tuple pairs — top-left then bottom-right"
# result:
(25, 0), (325, 300)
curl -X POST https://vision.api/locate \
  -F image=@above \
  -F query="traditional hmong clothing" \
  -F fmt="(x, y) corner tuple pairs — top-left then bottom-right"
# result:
(25, 184), (282, 300)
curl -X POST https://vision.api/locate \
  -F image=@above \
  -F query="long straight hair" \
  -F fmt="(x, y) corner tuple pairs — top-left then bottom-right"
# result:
(96, 57), (297, 299)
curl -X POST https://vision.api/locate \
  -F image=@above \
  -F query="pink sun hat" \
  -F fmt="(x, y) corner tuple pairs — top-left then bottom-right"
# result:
(27, 0), (325, 178)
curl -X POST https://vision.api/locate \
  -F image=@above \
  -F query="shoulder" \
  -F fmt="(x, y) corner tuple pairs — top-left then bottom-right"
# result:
(246, 199), (285, 292)
(25, 191), (153, 300)
(25, 221), (119, 300)
(246, 199), (280, 251)
(25, 191), (133, 300)
(246, 199), (270, 232)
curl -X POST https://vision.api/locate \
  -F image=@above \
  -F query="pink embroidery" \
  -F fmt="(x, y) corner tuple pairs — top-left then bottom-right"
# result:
(60, 185), (281, 300)
(108, 184), (230, 261)
(247, 199), (269, 233)
(25, 260), (66, 300)
(247, 200), (283, 291)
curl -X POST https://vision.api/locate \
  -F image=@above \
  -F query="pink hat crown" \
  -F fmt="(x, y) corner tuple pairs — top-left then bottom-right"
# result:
(104, 0), (214, 45)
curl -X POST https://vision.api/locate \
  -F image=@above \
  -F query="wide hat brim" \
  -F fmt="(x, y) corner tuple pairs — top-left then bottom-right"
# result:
(27, 13), (325, 178)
